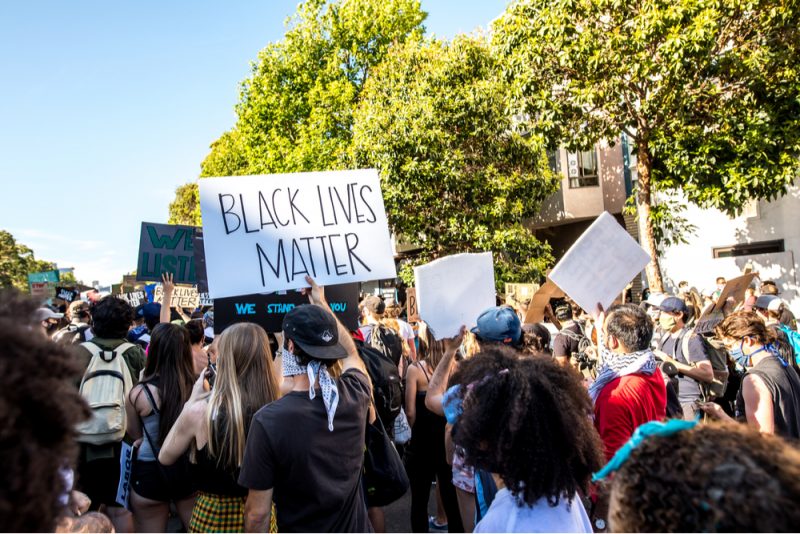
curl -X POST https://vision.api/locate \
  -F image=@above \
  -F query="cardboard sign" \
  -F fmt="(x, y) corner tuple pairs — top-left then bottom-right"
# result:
(154, 285), (200, 309)
(213, 283), (360, 334)
(117, 291), (146, 307)
(199, 292), (213, 307)
(136, 222), (198, 284)
(524, 280), (566, 324)
(55, 286), (78, 302)
(414, 252), (496, 340)
(406, 287), (420, 323)
(549, 212), (650, 315)
(28, 270), (60, 284)
(198, 169), (397, 298)
(193, 226), (209, 293)
(695, 273), (757, 334)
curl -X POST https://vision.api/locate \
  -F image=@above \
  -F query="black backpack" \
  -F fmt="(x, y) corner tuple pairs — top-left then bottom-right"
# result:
(357, 341), (403, 429)
(367, 324), (404, 367)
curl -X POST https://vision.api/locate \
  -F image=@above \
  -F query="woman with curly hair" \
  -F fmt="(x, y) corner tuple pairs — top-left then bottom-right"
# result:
(126, 322), (198, 531)
(159, 323), (281, 532)
(448, 347), (603, 532)
(701, 311), (800, 439)
(0, 290), (111, 532)
(608, 423), (800, 532)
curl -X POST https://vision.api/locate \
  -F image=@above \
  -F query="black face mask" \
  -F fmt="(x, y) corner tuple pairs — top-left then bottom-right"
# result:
(46, 322), (60, 333)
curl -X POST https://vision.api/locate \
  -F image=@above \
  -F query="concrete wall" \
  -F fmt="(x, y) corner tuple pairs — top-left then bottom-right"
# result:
(532, 139), (627, 229)
(660, 185), (800, 312)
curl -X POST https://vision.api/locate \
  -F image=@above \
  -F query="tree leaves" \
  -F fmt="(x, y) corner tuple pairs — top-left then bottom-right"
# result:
(352, 36), (560, 288)
(0, 230), (57, 291)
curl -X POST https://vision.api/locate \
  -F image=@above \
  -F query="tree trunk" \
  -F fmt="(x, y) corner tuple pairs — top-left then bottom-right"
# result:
(636, 141), (665, 293)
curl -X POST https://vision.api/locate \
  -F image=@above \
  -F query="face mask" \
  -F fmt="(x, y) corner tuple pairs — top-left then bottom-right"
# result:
(659, 315), (677, 331)
(730, 345), (749, 368)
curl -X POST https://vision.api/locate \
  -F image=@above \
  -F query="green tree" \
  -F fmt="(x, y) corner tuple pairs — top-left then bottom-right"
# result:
(169, 0), (427, 224)
(353, 36), (560, 287)
(493, 0), (800, 291)
(168, 183), (202, 226)
(0, 230), (57, 290)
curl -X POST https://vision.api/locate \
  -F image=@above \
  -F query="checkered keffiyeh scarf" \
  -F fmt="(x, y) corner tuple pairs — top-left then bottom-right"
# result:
(282, 349), (340, 431)
(588, 333), (658, 404)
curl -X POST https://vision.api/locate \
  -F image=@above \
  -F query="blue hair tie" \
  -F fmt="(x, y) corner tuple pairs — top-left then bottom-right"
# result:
(592, 418), (698, 482)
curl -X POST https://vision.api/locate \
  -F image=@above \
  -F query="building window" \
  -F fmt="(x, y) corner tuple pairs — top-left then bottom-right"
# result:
(567, 150), (599, 188)
(712, 240), (784, 258)
(546, 149), (561, 175)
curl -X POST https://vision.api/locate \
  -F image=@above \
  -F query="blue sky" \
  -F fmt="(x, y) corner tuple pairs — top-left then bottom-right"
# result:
(0, 0), (507, 286)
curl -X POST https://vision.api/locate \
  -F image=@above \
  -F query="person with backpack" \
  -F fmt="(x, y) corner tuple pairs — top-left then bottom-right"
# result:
(701, 311), (800, 439)
(238, 278), (372, 532)
(653, 297), (715, 420)
(74, 295), (146, 533)
(753, 294), (799, 368)
(359, 295), (404, 367)
(125, 322), (197, 531)
(552, 301), (589, 367)
(54, 300), (94, 345)
(405, 322), (463, 533)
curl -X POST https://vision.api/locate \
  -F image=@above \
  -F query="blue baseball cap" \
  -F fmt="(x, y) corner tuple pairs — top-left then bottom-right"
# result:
(471, 306), (522, 344)
(137, 302), (161, 320)
(658, 297), (689, 315)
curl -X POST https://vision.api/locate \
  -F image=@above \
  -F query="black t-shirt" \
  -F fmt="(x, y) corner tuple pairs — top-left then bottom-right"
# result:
(553, 322), (582, 359)
(239, 369), (372, 533)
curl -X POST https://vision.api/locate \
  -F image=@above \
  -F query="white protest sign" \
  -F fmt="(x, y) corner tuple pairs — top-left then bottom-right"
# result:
(548, 212), (650, 314)
(154, 285), (200, 309)
(198, 169), (397, 298)
(414, 252), (496, 340)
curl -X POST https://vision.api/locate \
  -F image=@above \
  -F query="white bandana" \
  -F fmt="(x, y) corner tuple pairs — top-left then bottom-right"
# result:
(282, 349), (340, 431)
(588, 333), (658, 405)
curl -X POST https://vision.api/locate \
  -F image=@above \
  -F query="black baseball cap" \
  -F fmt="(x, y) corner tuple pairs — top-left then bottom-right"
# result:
(282, 304), (348, 360)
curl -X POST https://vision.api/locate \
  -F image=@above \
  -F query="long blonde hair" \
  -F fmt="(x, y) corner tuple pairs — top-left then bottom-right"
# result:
(207, 323), (280, 469)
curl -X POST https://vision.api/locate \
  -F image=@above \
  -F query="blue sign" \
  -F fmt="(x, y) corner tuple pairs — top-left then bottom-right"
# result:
(213, 283), (359, 334)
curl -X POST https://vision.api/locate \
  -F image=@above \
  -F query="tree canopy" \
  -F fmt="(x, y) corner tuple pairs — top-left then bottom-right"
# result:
(353, 36), (560, 286)
(170, 0), (427, 225)
(493, 0), (800, 290)
(0, 230), (57, 291)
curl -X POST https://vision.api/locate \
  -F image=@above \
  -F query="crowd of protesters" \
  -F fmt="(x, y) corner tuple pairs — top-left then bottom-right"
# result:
(4, 270), (800, 533)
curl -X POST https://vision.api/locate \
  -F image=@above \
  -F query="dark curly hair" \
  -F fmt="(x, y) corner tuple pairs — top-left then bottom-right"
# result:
(91, 296), (134, 339)
(610, 423), (800, 532)
(0, 289), (90, 531)
(450, 347), (603, 507)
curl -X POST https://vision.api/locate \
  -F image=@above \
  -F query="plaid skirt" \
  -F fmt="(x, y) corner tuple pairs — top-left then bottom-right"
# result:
(189, 491), (278, 533)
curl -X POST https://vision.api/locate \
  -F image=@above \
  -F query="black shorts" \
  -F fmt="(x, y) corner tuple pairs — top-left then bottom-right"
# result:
(132, 458), (197, 502)
(76, 442), (124, 509)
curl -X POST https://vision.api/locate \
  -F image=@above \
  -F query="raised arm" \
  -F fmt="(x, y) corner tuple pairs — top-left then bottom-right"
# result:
(159, 272), (175, 324)
(302, 276), (367, 378)
(424, 327), (464, 416)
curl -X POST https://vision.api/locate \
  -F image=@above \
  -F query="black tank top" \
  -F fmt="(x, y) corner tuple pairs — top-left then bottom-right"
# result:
(736, 355), (800, 440)
(407, 362), (446, 455)
(192, 409), (252, 497)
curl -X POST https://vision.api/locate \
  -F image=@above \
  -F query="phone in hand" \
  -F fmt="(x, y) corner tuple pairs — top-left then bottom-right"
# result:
(206, 353), (217, 388)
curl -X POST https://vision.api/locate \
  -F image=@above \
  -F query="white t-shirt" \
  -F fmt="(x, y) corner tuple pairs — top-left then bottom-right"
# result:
(395, 318), (415, 341)
(474, 489), (592, 533)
